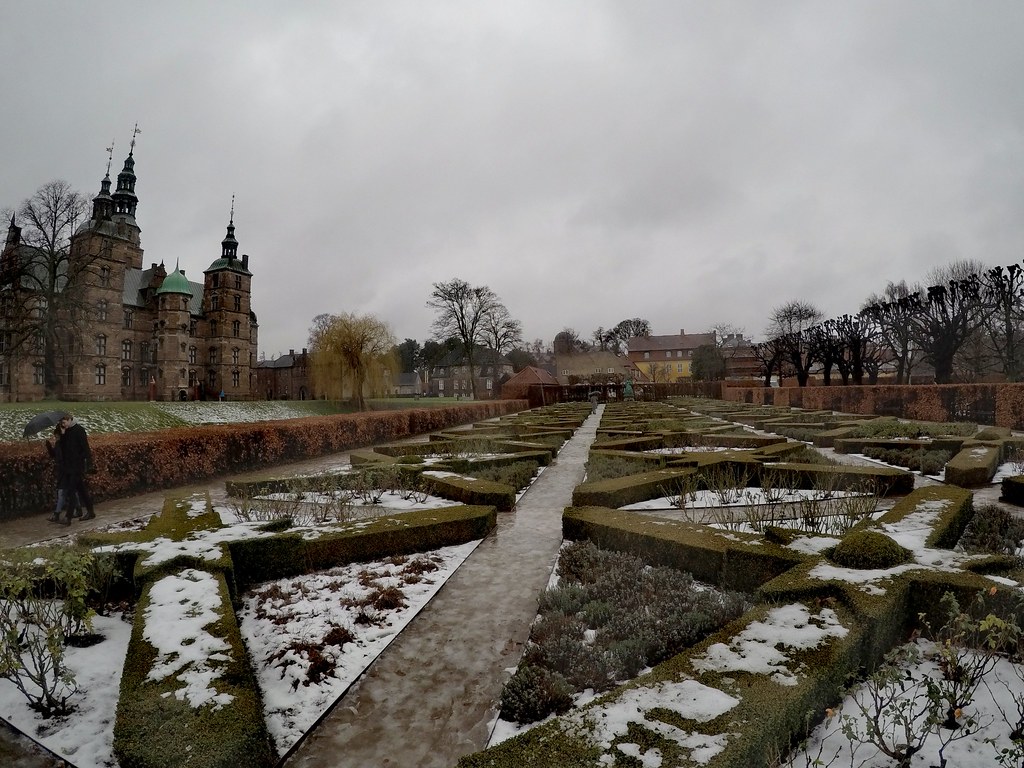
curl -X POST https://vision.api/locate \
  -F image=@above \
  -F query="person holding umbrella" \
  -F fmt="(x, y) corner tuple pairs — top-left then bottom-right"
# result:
(54, 414), (95, 523)
(46, 423), (81, 523)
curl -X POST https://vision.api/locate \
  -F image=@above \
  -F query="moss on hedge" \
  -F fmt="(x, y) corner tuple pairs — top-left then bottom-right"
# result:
(113, 569), (274, 768)
(944, 443), (1001, 487)
(877, 485), (974, 549)
(831, 530), (912, 570)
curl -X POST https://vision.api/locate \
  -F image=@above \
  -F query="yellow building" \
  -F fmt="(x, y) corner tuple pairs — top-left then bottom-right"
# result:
(627, 330), (716, 382)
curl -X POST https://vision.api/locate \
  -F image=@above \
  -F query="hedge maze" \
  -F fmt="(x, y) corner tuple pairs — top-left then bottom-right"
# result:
(2, 403), (590, 768)
(459, 399), (1024, 768)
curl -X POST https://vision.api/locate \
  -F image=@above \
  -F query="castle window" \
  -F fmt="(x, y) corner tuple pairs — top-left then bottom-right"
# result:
(182, 298), (188, 311)
(95, 334), (106, 356)
(122, 339), (132, 361)
(0, 331), (9, 353)
(141, 367), (148, 385)
(212, 295), (219, 311)
(212, 274), (219, 287)
(95, 364), (106, 385)
(189, 320), (197, 337)
(189, 346), (197, 364)
(232, 320), (240, 337)
(100, 266), (111, 287)
(33, 363), (44, 385)
(97, 300), (108, 321)
(179, 368), (186, 381)
(210, 320), (218, 336)
(231, 347), (239, 365)
(233, 295), (241, 312)
(208, 369), (216, 388)
(121, 367), (132, 387)
(66, 365), (73, 386)
(33, 330), (46, 354)
(232, 369), (239, 387)
(234, 275), (241, 290)
(123, 309), (133, 329)
(0, 362), (10, 386)
(140, 341), (149, 362)
(209, 347), (218, 365)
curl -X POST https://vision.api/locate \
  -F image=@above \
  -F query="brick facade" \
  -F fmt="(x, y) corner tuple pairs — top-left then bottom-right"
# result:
(0, 149), (259, 402)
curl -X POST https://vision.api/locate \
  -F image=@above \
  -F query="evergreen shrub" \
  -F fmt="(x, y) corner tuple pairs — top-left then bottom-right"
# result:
(831, 530), (912, 570)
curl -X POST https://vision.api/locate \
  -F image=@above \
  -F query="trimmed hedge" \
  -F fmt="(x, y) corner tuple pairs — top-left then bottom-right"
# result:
(877, 485), (974, 549)
(419, 473), (517, 511)
(563, 506), (805, 593)
(944, 443), (1001, 487)
(1001, 474), (1024, 506)
(0, 401), (527, 520)
(572, 468), (696, 509)
(229, 504), (496, 589)
(113, 568), (274, 768)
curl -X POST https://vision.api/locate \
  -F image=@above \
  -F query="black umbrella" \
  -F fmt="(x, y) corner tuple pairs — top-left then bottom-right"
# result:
(23, 410), (68, 439)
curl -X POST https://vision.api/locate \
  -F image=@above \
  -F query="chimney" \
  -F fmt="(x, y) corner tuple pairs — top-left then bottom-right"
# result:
(679, 329), (685, 336)
(289, 349), (295, 356)
(242, 254), (249, 269)
(302, 348), (307, 355)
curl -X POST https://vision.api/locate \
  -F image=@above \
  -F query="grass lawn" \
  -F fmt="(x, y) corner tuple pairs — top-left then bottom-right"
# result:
(0, 396), (461, 443)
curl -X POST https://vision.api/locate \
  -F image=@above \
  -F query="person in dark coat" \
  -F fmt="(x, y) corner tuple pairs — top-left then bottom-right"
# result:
(46, 424), (81, 522)
(56, 414), (95, 523)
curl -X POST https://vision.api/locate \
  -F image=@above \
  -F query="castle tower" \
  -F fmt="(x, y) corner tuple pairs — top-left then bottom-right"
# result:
(202, 203), (255, 399)
(154, 263), (193, 401)
(1, 214), (21, 272)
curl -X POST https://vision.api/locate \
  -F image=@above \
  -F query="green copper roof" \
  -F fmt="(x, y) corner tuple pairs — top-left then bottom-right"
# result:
(156, 267), (193, 295)
(204, 257), (252, 275)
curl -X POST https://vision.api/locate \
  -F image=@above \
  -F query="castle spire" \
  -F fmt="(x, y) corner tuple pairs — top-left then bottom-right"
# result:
(113, 124), (140, 219)
(92, 142), (115, 221)
(221, 196), (238, 260)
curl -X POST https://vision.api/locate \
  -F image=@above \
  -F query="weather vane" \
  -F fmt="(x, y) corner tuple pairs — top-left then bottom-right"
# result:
(130, 122), (141, 153)
(105, 139), (115, 175)
(230, 194), (235, 225)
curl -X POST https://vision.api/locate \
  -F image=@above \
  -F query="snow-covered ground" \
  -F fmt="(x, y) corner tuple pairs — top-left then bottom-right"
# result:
(0, 533), (481, 767)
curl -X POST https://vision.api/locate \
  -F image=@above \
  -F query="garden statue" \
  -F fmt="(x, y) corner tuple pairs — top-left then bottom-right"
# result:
(624, 378), (634, 400)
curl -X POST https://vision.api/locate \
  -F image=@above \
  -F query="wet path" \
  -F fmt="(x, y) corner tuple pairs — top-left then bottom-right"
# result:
(283, 406), (602, 768)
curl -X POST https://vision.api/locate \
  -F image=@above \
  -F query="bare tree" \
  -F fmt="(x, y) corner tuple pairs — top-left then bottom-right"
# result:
(751, 337), (789, 387)
(1, 180), (89, 396)
(979, 264), (1024, 381)
(862, 281), (922, 384)
(766, 300), (823, 387)
(427, 278), (505, 398)
(906, 260), (988, 384)
(479, 302), (522, 358)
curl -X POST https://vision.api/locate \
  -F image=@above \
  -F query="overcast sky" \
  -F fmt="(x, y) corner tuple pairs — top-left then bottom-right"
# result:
(3, 1), (1024, 358)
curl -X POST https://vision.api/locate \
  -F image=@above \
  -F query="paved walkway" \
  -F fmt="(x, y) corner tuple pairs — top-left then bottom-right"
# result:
(284, 406), (603, 768)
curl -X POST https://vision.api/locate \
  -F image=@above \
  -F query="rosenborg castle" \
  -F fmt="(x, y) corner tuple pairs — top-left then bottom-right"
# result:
(0, 146), (259, 402)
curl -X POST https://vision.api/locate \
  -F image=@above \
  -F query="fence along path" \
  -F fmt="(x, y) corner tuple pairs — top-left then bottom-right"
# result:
(285, 406), (603, 768)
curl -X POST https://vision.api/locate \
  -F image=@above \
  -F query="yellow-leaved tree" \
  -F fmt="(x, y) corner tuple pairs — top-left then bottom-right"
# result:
(308, 312), (397, 409)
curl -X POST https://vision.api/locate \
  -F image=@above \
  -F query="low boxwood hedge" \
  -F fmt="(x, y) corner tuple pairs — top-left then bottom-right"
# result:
(113, 568), (274, 768)
(563, 506), (805, 592)
(1001, 475), (1024, 506)
(571, 468), (696, 509)
(229, 504), (495, 589)
(944, 443), (1001, 487)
